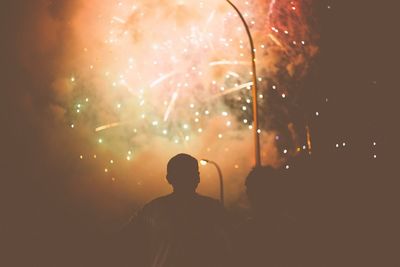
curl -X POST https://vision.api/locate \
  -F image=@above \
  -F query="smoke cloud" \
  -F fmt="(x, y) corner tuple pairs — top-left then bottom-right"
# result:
(2, 0), (319, 230)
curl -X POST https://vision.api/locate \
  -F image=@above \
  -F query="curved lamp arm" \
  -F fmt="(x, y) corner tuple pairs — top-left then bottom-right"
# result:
(225, 0), (261, 167)
(201, 159), (224, 206)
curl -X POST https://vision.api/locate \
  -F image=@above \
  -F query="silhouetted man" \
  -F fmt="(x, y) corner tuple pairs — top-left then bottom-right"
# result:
(119, 153), (230, 267)
(234, 166), (304, 267)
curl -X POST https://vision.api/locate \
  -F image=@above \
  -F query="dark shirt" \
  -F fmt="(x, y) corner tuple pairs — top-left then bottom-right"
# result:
(121, 193), (230, 267)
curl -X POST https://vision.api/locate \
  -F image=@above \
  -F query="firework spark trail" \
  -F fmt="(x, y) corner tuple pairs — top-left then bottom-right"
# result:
(212, 82), (254, 98)
(96, 122), (125, 132)
(267, 0), (277, 23)
(306, 125), (312, 154)
(164, 90), (180, 122)
(209, 60), (250, 66)
(112, 16), (126, 24)
(227, 71), (240, 78)
(206, 10), (216, 26)
(150, 72), (176, 88)
(267, 33), (284, 48)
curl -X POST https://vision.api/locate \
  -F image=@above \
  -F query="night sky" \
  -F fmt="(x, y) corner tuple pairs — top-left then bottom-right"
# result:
(1, 0), (397, 266)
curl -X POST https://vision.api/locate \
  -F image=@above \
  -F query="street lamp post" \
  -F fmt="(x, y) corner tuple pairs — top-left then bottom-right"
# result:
(200, 159), (224, 206)
(225, 0), (261, 167)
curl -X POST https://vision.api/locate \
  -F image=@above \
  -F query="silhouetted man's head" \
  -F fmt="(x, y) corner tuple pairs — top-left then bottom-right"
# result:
(245, 166), (283, 213)
(166, 153), (200, 194)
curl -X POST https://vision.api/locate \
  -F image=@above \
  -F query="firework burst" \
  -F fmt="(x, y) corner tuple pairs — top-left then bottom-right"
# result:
(67, 0), (318, 172)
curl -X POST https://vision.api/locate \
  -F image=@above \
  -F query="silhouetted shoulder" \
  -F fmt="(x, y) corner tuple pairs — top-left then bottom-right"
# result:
(195, 194), (221, 204)
(138, 194), (175, 218)
(142, 194), (174, 208)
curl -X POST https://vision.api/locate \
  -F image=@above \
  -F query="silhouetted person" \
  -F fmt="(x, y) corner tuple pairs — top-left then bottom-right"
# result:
(234, 166), (305, 267)
(118, 153), (230, 267)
